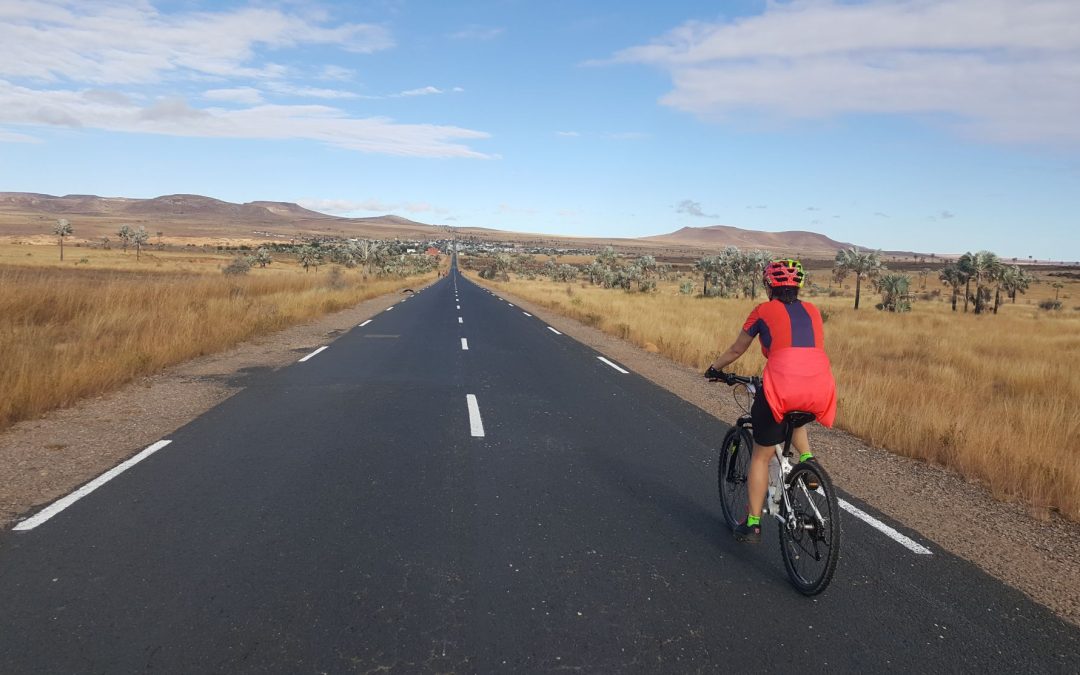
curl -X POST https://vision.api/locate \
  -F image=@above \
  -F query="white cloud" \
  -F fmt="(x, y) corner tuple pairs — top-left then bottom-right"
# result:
(0, 80), (494, 158)
(204, 88), (265, 105)
(298, 198), (449, 216)
(555, 131), (581, 137)
(676, 199), (716, 218)
(0, 3), (491, 158)
(319, 65), (355, 81)
(0, 128), (40, 143)
(398, 86), (444, 97)
(0, 1), (393, 85)
(448, 26), (504, 41)
(606, 0), (1080, 144)
(265, 82), (358, 99)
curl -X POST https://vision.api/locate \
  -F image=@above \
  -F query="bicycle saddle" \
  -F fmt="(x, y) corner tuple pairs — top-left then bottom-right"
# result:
(783, 411), (817, 428)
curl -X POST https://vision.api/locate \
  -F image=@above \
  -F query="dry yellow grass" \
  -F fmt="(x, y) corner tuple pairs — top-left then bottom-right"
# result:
(0, 245), (433, 431)
(471, 272), (1080, 521)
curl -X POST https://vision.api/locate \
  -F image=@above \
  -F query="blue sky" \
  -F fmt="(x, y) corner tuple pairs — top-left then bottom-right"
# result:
(1, 0), (1078, 259)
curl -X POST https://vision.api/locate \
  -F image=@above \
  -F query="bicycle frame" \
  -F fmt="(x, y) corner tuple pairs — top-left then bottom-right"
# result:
(744, 383), (827, 529)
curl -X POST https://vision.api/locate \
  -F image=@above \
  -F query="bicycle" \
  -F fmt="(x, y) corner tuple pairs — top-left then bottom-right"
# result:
(709, 369), (841, 595)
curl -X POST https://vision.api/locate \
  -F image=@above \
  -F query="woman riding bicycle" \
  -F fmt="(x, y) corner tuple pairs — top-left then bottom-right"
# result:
(705, 259), (836, 543)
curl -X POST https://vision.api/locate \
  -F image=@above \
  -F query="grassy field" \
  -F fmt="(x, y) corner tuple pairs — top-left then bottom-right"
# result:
(0, 242), (438, 432)
(469, 269), (1080, 521)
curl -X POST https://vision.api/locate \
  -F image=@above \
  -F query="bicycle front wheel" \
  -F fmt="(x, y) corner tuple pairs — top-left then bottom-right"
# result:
(718, 426), (754, 530)
(779, 462), (840, 595)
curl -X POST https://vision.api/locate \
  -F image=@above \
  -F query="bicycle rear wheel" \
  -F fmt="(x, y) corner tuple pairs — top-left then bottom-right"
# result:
(779, 462), (840, 595)
(718, 426), (754, 530)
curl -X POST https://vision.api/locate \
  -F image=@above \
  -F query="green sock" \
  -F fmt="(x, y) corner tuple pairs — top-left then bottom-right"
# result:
(746, 514), (760, 527)
(799, 452), (813, 463)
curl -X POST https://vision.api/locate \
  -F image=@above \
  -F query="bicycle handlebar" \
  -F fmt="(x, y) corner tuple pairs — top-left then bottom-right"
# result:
(704, 367), (761, 387)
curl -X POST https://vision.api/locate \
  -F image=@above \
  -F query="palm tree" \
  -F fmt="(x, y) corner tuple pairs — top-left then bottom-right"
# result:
(959, 250), (1001, 314)
(53, 219), (72, 260)
(939, 263), (966, 312)
(877, 273), (911, 312)
(297, 246), (322, 272)
(834, 247), (885, 309)
(999, 266), (1032, 303)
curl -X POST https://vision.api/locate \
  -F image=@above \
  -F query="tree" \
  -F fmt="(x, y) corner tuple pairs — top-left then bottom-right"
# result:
(53, 218), (72, 260)
(297, 246), (323, 272)
(117, 225), (133, 253)
(100, 236), (110, 250)
(999, 265), (1032, 303)
(834, 247), (885, 309)
(1052, 281), (1064, 301)
(131, 226), (150, 260)
(959, 250), (1001, 314)
(939, 263), (966, 312)
(877, 273), (911, 312)
(252, 247), (273, 268)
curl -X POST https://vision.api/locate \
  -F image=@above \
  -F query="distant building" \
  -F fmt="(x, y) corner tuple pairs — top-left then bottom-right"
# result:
(424, 246), (441, 256)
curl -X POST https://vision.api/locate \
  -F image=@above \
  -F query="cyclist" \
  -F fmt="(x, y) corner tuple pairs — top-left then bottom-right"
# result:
(705, 259), (836, 543)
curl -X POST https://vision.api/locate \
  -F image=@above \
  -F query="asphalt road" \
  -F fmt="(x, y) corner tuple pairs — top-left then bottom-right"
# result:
(2, 260), (1078, 673)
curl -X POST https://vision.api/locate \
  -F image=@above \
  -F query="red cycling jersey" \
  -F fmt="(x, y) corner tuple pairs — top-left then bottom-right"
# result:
(742, 299), (836, 427)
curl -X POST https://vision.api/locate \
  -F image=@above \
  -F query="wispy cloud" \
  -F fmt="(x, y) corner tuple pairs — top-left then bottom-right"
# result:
(874, 211), (890, 218)
(448, 25), (505, 41)
(676, 199), (717, 218)
(203, 88), (265, 105)
(299, 198), (450, 216)
(0, 3), (491, 158)
(0, 128), (40, 143)
(0, 1), (393, 84)
(940, 210), (956, 219)
(555, 131), (581, 137)
(605, 0), (1080, 144)
(0, 80), (494, 158)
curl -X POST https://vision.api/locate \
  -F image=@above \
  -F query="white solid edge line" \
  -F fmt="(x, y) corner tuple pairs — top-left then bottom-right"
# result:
(523, 312), (532, 317)
(547, 326), (562, 335)
(838, 498), (932, 555)
(458, 317), (463, 324)
(461, 337), (469, 350)
(14, 440), (173, 531)
(298, 345), (329, 362)
(359, 319), (372, 327)
(597, 356), (629, 374)
(466, 394), (485, 437)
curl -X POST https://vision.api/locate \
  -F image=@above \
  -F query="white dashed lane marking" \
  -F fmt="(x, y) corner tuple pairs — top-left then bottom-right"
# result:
(14, 440), (173, 531)
(298, 346), (328, 362)
(461, 338), (469, 350)
(359, 319), (372, 327)
(466, 395), (485, 437)
(838, 498), (932, 555)
(547, 326), (562, 335)
(597, 356), (629, 374)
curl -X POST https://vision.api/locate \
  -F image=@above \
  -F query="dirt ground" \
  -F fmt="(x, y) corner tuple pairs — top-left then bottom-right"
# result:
(3, 276), (1078, 630)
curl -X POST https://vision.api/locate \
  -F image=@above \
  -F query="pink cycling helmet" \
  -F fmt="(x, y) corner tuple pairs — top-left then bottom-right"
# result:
(763, 259), (805, 288)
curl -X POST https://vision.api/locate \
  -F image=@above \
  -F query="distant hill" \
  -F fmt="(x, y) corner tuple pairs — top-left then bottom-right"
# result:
(644, 225), (856, 255)
(0, 192), (446, 241)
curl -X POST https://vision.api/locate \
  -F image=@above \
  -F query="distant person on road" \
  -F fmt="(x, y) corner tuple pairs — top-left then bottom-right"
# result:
(705, 259), (836, 543)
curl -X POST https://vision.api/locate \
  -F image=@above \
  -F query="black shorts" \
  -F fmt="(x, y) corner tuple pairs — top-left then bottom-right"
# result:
(751, 387), (786, 446)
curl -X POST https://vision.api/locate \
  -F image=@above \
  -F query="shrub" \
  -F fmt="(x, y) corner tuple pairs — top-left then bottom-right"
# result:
(1039, 299), (1062, 311)
(222, 256), (252, 276)
(679, 280), (695, 295)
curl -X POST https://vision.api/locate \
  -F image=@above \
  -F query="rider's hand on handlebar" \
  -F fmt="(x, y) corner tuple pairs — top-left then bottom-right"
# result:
(704, 366), (737, 385)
